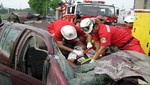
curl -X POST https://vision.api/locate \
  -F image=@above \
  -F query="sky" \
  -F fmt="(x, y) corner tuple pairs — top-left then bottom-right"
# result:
(0, 0), (134, 10)
(0, 0), (30, 9)
(104, 0), (134, 10)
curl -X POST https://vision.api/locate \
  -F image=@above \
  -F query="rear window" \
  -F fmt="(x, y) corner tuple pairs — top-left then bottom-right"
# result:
(0, 27), (22, 57)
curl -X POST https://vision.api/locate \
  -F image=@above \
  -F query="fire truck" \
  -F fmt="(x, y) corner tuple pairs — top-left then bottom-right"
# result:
(55, 0), (119, 25)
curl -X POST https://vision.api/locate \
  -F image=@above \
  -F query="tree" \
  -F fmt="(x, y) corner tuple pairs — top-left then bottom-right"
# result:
(49, 0), (61, 10)
(28, 0), (61, 15)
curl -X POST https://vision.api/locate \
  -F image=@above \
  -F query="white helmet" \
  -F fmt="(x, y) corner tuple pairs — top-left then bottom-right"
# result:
(124, 16), (134, 22)
(80, 18), (94, 33)
(61, 25), (77, 40)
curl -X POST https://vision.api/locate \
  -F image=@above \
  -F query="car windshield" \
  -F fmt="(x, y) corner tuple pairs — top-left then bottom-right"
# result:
(76, 4), (115, 16)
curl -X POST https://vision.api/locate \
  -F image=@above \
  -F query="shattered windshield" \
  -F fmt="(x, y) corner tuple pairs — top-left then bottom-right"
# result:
(76, 4), (115, 16)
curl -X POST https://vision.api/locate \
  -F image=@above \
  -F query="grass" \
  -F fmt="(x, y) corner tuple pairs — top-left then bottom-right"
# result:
(1, 14), (10, 20)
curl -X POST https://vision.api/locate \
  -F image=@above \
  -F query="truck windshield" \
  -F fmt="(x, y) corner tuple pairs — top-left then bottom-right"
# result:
(76, 4), (115, 16)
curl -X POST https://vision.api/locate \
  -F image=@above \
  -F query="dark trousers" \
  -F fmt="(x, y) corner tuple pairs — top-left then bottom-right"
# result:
(60, 43), (76, 59)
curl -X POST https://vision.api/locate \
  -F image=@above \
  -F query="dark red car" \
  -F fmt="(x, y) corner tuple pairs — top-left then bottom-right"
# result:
(0, 64), (44, 85)
(0, 22), (111, 85)
(0, 22), (70, 85)
(0, 22), (150, 85)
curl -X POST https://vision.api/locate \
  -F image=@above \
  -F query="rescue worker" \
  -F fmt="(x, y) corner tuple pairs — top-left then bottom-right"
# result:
(123, 16), (134, 34)
(48, 20), (92, 58)
(79, 18), (145, 63)
(90, 15), (107, 51)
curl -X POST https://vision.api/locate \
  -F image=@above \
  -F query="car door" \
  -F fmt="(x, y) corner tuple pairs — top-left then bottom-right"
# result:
(15, 30), (49, 81)
(43, 38), (70, 85)
(0, 64), (44, 85)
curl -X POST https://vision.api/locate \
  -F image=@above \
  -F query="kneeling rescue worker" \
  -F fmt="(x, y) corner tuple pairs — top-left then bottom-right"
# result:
(79, 18), (145, 63)
(48, 20), (93, 58)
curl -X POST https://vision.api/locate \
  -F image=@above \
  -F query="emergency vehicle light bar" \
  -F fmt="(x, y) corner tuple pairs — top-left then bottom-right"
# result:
(84, 0), (105, 4)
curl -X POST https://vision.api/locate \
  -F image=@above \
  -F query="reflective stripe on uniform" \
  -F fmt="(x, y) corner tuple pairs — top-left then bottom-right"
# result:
(105, 25), (110, 32)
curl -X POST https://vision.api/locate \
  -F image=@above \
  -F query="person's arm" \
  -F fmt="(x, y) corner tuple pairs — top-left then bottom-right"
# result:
(84, 33), (93, 49)
(85, 33), (92, 43)
(94, 41), (100, 51)
(56, 41), (73, 52)
(93, 46), (108, 60)
(56, 41), (84, 56)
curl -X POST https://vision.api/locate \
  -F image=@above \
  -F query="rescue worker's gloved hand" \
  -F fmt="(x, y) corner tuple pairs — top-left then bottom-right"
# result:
(87, 42), (93, 49)
(89, 59), (95, 63)
(73, 50), (84, 56)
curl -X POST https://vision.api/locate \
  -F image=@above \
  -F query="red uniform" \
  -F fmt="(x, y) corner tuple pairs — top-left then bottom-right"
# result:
(48, 20), (86, 42)
(123, 26), (132, 34)
(93, 24), (145, 54)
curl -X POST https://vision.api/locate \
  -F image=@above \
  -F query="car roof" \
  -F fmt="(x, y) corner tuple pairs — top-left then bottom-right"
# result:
(8, 12), (40, 23)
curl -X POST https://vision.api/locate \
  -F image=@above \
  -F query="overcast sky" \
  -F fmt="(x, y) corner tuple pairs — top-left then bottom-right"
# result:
(104, 0), (134, 10)
(0, 0), (134, 10)
(0, 0), (30, 9)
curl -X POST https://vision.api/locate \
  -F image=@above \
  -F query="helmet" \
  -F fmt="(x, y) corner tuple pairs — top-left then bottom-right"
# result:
(124, 16), (134, 22)
(80, 18), (94, 33)
(61, 25), (77, 40)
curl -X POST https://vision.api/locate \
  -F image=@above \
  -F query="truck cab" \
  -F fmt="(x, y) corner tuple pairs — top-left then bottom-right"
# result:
(56, 1), (119, 25)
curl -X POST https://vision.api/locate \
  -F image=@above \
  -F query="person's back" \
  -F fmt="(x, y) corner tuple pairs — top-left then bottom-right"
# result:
(108, 24), (145, 54)
(98, 24), (145, 54)
(48, 20), (83, 41)
(48, 20), (73, 35)
(107, 25), (133, 47)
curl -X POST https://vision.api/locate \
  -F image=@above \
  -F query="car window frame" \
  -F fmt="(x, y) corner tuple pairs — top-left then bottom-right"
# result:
(0, 25), (25, 58)
(15, 31), (50, 82)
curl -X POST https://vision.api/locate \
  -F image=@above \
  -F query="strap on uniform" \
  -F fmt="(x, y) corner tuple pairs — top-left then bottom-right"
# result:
(119, 37), (134, 49)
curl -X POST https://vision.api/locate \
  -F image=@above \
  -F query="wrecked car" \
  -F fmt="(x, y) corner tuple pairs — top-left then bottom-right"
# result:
(0, 22), (150, 85)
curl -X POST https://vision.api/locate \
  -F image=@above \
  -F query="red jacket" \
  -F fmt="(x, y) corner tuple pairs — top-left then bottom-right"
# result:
(92, 24), (145, 54)
(123, 26), (132, 34)
(48, 20), (85, 42)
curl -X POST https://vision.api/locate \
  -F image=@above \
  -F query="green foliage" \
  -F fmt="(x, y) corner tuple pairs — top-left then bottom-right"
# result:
(0, 8), (33, 14)
(28, 0), (61, 15)
(1, 14), (9, 20)
(15, 8), (35, 13)
(28, 0), (41, 14)
(0, 8), (33, 20)
(49, 0), (62, 10)
(0, 8), (8, 14)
